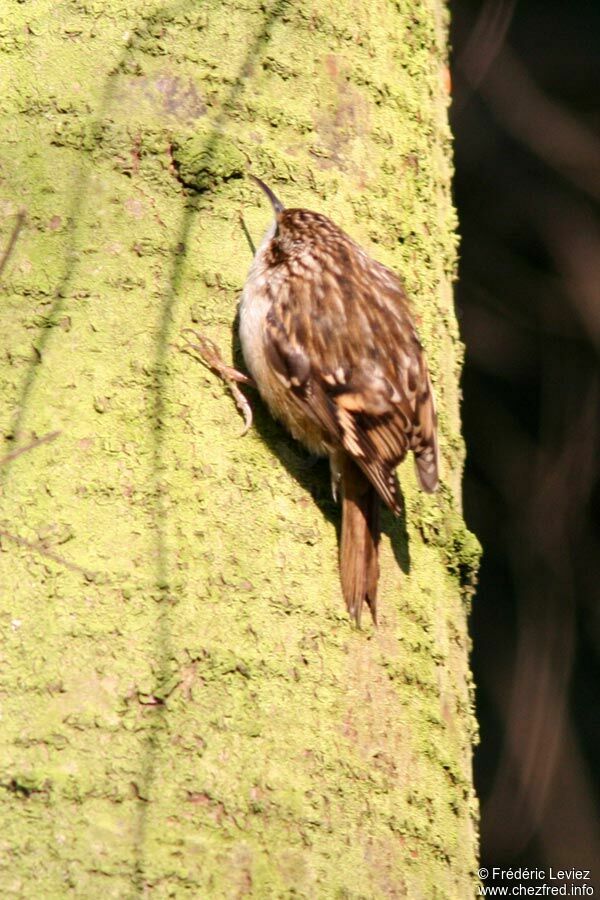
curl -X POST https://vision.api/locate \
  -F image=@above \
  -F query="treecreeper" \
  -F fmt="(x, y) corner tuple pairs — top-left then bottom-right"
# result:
(184, 176), (439, 626)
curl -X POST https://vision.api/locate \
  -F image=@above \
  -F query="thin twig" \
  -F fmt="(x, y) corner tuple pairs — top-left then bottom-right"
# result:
(0, 529), (98, 580)
(0, 430), (61, 466)
(239, 211), (256, 256)
(1, 430), (98, 579)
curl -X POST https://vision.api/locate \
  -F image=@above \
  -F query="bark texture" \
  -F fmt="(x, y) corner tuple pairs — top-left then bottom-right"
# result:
(0, 0), (480, 895)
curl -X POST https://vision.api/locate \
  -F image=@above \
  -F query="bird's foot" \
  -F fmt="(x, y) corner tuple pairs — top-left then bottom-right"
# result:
(180, 328), (255, 435)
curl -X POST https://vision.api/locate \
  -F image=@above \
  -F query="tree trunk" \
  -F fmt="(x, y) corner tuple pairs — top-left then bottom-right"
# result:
(0, 1), (480, 895)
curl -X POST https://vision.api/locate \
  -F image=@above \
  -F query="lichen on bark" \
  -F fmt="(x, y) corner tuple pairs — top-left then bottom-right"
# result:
(0, 0), (479, 896)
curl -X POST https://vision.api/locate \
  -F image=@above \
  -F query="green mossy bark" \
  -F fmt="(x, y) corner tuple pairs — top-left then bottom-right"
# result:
(0, 1), (480, 896)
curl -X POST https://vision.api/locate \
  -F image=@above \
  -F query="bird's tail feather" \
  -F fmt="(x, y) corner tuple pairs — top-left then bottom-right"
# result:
(339, 456), (380, 626)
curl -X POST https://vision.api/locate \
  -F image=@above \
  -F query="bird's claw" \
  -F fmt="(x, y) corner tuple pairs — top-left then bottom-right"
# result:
(180, 328), (254, 436)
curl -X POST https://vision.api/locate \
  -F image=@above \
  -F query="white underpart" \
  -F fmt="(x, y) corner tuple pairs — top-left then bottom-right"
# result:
(239, 222), (278, 387)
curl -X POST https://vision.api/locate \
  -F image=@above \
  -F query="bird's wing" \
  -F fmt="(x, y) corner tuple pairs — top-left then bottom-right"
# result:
(263, 247), (438, 513)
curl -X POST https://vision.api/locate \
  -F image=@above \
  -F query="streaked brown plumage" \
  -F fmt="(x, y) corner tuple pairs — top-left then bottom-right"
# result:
(239, 177), (438, 625)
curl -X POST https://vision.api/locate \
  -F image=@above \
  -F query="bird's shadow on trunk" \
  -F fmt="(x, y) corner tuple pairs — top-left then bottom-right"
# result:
(230, 326), (411, 578)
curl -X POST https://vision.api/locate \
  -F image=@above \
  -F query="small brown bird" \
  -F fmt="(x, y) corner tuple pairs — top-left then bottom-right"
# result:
(237, 177), (439, 626)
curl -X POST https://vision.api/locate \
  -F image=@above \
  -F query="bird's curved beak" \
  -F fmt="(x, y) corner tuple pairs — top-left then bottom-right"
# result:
(249, 175), (285, 215)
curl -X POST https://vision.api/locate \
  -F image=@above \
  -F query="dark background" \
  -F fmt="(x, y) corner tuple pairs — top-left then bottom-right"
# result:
(451, 0), (600, 880)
